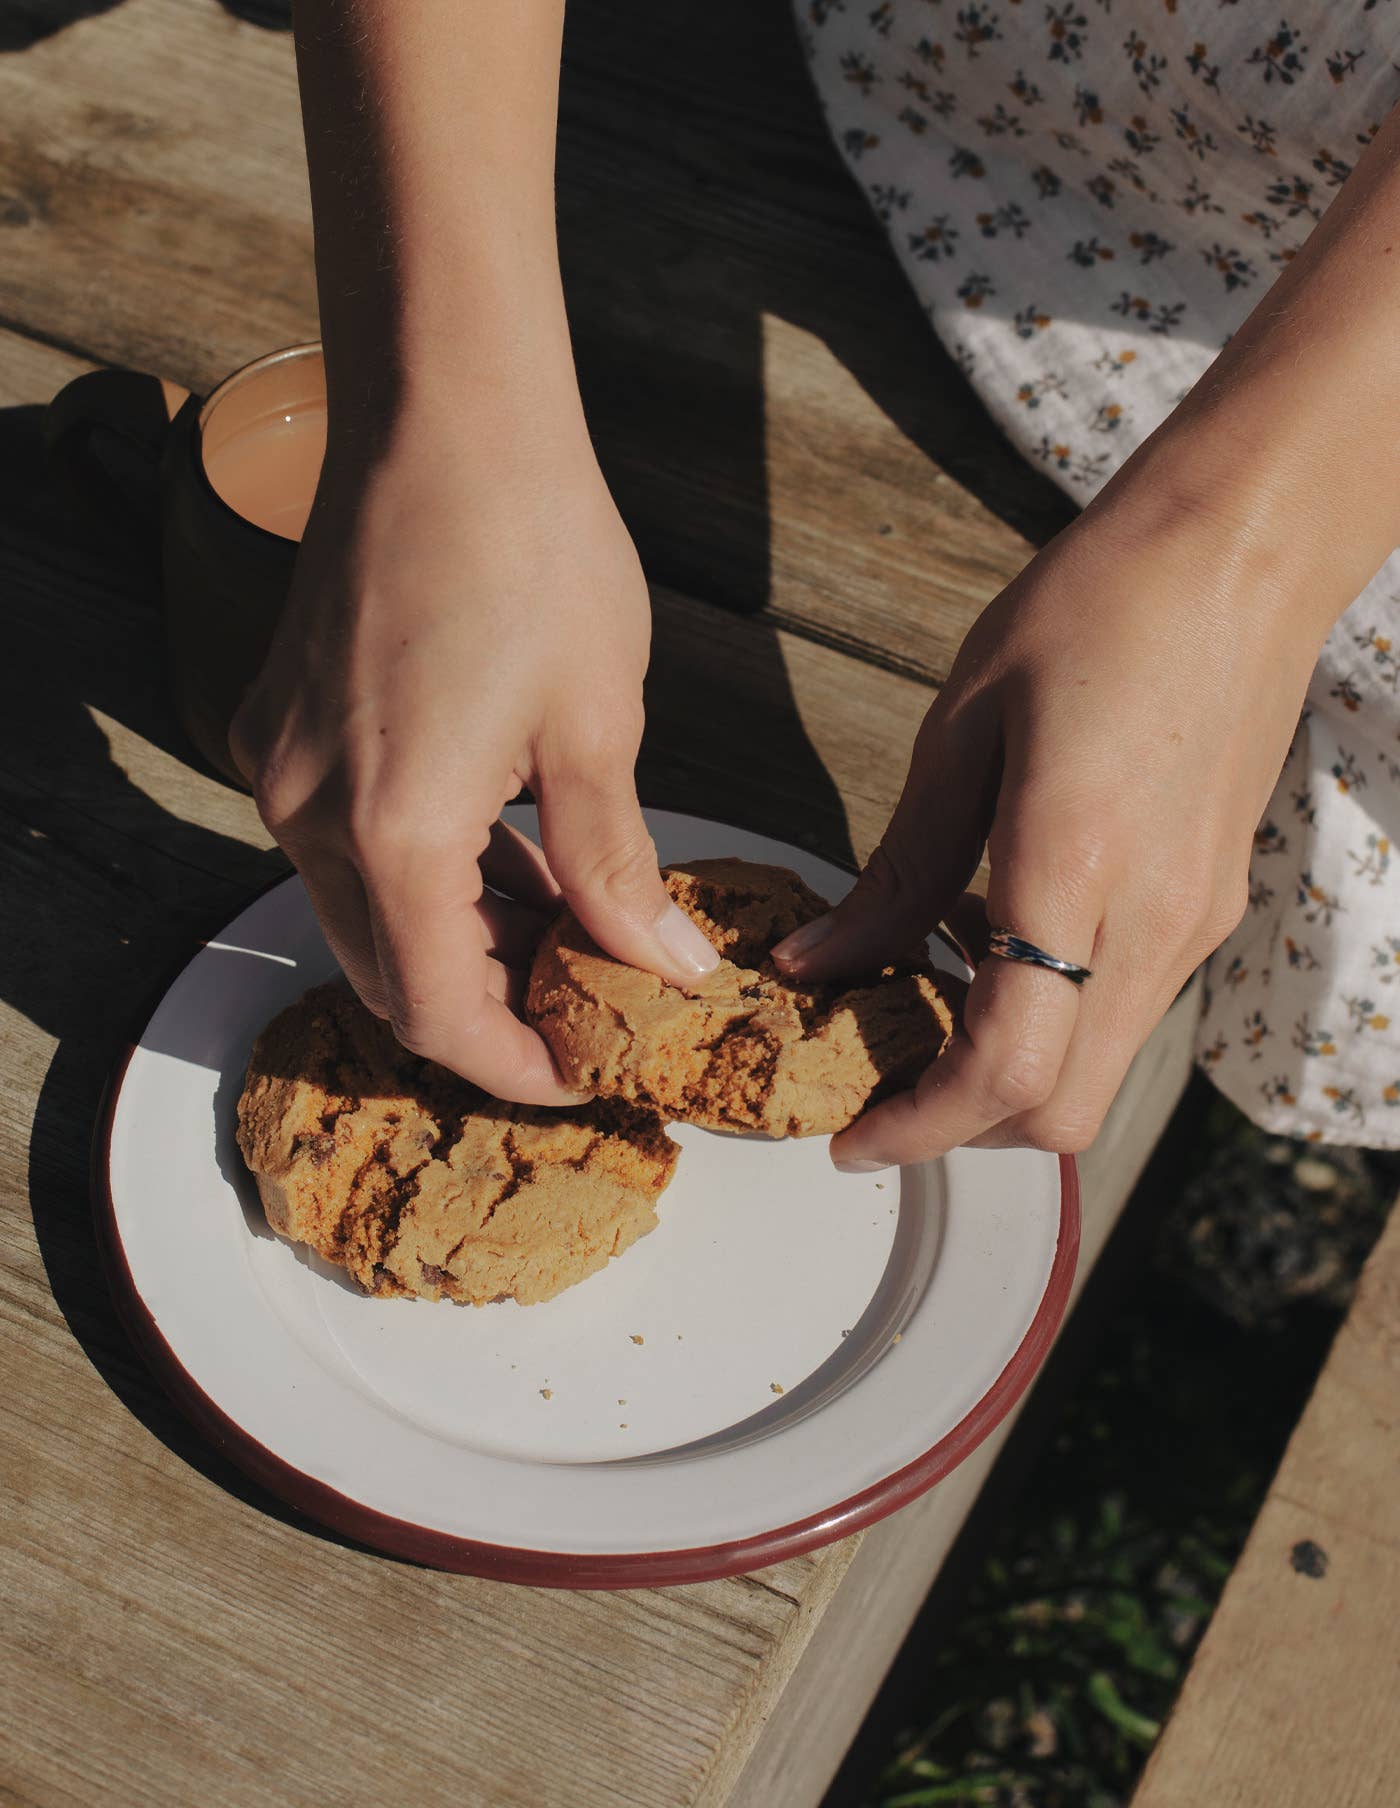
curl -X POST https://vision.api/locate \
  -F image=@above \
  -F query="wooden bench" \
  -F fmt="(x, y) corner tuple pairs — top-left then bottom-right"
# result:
(0, 5), (1201, 1803)
(1130, 1201), (1400, 1808)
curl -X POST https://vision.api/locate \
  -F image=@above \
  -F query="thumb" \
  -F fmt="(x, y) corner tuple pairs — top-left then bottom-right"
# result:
(536, 755), (719, 983)
(773, 701), (998, 979)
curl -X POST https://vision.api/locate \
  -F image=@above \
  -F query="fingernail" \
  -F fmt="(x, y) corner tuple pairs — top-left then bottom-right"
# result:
(833, 1158), (890, 1175)
(655, 900), (720, 975)
(772, 913), (836, 965)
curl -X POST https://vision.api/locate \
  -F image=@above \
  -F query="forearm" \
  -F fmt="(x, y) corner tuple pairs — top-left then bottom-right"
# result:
(1089, 103), (1400, 638)
(294, 0), (584, 462)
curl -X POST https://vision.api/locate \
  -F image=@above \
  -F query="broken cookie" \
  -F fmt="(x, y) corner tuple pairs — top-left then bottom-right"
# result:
(527, 857), (956, 1138)
(236, 981), (679, 1305)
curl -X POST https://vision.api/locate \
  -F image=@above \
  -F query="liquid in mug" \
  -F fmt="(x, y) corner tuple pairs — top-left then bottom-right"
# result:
(202, 398), (327, 541)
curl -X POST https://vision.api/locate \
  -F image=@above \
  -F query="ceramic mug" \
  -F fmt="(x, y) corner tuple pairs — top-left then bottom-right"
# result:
(44, 342), (327, 785)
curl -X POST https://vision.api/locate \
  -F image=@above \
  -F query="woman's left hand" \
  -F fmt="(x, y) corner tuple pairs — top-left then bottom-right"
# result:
(773, 479), (1326, 1166)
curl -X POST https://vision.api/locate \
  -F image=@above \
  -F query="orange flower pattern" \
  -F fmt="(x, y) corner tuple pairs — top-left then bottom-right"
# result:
(798, 1), (1400, 1145)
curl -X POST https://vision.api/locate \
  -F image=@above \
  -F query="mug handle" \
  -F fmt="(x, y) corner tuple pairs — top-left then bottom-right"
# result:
(43, 368), (192, 547)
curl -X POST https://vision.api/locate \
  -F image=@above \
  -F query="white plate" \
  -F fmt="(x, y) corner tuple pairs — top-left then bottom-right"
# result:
(96, 807), (1078, 1586)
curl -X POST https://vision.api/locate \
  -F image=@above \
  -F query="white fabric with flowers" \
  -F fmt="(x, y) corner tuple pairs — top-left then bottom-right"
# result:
(797, 0), (1400, 1145)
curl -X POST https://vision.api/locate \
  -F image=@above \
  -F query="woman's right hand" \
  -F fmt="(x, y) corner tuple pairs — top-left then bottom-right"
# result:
(229, 427), (719, 1105)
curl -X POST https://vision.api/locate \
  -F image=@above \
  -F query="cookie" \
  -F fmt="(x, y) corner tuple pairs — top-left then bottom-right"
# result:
(235, 981), (679, 1305)
(527, 857), (956, 1138)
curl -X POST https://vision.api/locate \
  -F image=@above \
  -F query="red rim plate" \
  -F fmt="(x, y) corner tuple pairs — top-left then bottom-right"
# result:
(90, 898), (1080, 1589)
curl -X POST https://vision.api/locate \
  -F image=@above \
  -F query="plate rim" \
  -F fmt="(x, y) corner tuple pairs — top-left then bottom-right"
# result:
(91, 861), (1080, 1590)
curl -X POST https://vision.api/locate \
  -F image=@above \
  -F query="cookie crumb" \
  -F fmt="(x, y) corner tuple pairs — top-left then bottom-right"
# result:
(875, 1181), (886, 1190)
(539, 1388), (553, 1400)
(630, 1333), (645, 1345)
(770, 1381), (785, 1395)
(619, 1422), (629, 1429)
(892, 1332), (903, 1344)
(617, 1398), (627, 1406)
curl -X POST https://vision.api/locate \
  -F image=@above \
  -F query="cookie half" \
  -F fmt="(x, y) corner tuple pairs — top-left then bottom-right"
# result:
(236, 982), (679, 1305)
(527, 857), (956, 1138)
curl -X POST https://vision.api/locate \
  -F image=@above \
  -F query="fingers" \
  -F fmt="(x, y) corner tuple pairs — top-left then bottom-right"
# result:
(481, 818), (564, 913)
(289, 851), (390, 1017)
(535, 739), (719, 982)
(967, 921), (1187, 1154)
(483, 953), (526, 1015)
(966, 1012), (1139, 1153)
(774, 698), (999, 980)
(940, 890), (992, 970)
(360, 844), (586, 1106)
(830, 821), (1098, 1167)
(288, 817), (552, 1039)
(831, 947), (1088, 1168)
(473, 887), (552, 967)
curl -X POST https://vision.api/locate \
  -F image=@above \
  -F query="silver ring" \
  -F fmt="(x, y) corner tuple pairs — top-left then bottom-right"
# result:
(987, 926), (1092, 986)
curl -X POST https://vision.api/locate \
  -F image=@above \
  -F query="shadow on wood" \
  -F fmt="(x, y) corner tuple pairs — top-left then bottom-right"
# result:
(2, 348), (862, 1550)
(558, 0), (1072, 623)
(0, 395), (354, 1544)
(819, 1075), (1219, 1808)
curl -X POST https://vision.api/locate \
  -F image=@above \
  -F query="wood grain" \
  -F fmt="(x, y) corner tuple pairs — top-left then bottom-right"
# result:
(0, 0), (1070, 691)
(718, 978), (1203, 1808)
(1130, 1204), (1400, 1808)
(0, 324), (905, 1808)
(0, 0), (1187, 1800)
(0, 319), (1176, 1808)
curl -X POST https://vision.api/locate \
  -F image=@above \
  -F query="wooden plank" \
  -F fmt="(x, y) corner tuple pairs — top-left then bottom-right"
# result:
(1130, 1204), (1400, 1808)
(0, 325), (930, 881)
(0, 319), (1189, 1808)
(0, 0), (316, 381)
(0, 0), (1070, 692)
(556, 0), (1072, 645)
(0, 324), (883, 1808)
(717, 976), (1203, 1808)
(0, 0), (1174, 1786)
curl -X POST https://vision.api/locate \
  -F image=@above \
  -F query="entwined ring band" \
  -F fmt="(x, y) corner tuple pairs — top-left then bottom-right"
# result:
(987, 926), (1093, 987)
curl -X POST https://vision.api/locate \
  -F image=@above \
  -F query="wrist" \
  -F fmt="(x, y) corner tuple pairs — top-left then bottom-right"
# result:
(306, 387), (619, 579)
(315, 197), (589, 463)
(1082, 408), (1367, 649)
(317, 303), (596, 497)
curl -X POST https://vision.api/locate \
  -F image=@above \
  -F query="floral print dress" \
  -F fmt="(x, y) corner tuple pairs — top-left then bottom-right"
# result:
(797, 0), (1400, 1147)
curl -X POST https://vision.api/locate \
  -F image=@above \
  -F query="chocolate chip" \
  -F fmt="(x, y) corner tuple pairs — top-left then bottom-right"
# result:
(292, 1130), (337, 1168)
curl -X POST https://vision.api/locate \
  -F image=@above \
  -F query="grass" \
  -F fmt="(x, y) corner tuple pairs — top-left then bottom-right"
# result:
(860, 1093), (1397, 1808)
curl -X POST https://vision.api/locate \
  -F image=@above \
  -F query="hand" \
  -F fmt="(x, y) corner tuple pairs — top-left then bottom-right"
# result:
(230, 429), (718, 1104)
(773, 487), (1323, 1165)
